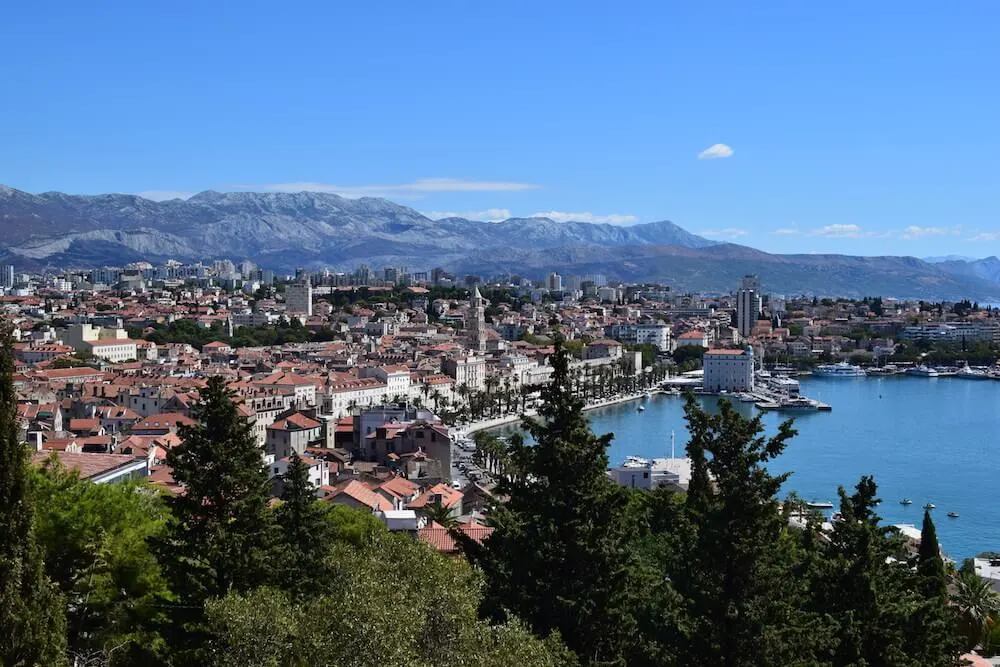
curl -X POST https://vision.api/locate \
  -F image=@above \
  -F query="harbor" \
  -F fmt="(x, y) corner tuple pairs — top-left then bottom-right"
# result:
(579, 375), (1000, 561)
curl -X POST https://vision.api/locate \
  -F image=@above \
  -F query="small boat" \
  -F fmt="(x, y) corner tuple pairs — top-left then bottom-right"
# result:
(923, 503), (936, 510)
(637, 405), (645, 412)
(807, 501), (834, 510)
(900, 498), (912, 505)
(947, 511), (959, 518)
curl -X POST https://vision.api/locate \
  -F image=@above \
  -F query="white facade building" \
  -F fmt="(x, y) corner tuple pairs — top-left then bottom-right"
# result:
(703, 347), (755, 392)
(608, 456), (693, 491)
(442, 355), (487, 392)
(86, 339), (139, 363)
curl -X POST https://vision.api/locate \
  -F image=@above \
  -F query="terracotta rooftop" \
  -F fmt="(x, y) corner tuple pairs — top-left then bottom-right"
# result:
(32, 451), (146, 481)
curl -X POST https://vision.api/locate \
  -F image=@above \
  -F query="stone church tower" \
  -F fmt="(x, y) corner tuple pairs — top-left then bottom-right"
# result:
(468, 285), (487, 354)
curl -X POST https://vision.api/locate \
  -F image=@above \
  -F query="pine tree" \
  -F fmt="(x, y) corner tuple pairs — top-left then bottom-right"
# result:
(670, 396), (814, 667)
(478, 336), (644, 665)
(0, 324), (66, 665)
(155, 375), (273, 659)
(274, 452), (332, 600)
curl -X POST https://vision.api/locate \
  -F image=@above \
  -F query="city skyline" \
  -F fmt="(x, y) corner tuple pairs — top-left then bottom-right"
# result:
(3, 2), (1000, 258)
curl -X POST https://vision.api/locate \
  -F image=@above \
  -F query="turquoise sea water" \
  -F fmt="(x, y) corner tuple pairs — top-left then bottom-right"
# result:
(501, 376), (1000, 561)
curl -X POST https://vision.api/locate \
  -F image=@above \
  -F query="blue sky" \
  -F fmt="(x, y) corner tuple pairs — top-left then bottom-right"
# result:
(2, 1), (999, 257)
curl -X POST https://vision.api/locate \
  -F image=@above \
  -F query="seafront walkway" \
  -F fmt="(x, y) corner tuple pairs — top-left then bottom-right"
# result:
(460, 391), (648, 435)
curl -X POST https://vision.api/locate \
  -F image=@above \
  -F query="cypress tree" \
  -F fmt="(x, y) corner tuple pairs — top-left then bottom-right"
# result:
(910, 509), (962, 666)
(155, 375), (273, 659)
(0, 324), (66, 665)
(479, 336), (644, 664)
(917, 509), (947, 598)
(274, 451), (332, 600)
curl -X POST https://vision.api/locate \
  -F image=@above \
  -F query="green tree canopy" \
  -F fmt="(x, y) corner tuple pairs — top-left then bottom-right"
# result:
(0, 324), (67, 666)
(31, 458), (171, 664)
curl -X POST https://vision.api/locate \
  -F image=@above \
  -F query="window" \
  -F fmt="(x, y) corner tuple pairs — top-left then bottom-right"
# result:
(643, 472), (649, 479)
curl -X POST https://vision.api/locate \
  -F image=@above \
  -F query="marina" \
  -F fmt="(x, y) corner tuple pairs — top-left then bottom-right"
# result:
(575, 374), (1000, 561)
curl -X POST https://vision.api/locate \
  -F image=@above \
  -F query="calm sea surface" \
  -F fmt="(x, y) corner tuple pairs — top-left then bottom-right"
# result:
(497, 376), (1000, 561)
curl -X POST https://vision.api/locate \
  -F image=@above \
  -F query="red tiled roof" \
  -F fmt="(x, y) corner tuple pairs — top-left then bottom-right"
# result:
(269, 413), (322, 431)
(378, 475), (420, 499)
(418, 524), (494, 554)
(408, 483), (463, 509)
(705, 348), (748, 356)
(32, 451), (146, 480)
(324, 480), (392, 511)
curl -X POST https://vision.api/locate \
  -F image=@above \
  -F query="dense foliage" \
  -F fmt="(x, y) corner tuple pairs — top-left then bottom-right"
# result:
(0, 325), (66, 665)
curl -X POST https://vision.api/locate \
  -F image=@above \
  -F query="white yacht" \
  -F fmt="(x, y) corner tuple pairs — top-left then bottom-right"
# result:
(906, 365), (939, 377)
(956, 364), (990, 380)
(812, 361), (866, 377)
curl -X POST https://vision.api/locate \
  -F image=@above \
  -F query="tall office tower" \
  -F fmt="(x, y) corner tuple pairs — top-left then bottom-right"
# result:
(736, 274), (763, 339)
(0, 264), (14, 289)
(285, 281), (313, 316)
(547, 272), (563, 291)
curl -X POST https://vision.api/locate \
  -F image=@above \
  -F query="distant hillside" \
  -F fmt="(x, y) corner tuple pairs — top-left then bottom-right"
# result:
(2, 184), (999, 300)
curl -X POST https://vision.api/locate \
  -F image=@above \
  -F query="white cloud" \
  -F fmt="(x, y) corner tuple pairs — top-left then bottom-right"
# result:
(697, 143), (734, 160)
(699, 228), (750, 239)
(900, 225), (961, 240)
(773, 227), (801, 236)
(137, 190), (194, 201)
(530, 211), (638, 225)
(811, 224), (866, 238)
(248, 178), (541, 199)
(972, 232), (1000, 241)
(424, 208), (512, 222)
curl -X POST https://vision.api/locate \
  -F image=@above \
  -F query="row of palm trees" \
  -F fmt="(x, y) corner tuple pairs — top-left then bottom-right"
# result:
(447, 359), (671, 424)
(342, 358), (671, 426)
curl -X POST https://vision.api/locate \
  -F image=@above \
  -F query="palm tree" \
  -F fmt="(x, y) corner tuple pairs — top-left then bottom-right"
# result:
(952, 564), (1000, 650)
(422, 499), (458, 529)
(430, 389), (442, 413)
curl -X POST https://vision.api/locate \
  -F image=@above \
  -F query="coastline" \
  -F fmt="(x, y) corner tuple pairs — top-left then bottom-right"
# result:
(461, 391), (649, 435)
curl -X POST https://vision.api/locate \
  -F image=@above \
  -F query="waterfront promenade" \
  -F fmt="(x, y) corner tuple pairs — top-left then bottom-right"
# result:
(460, 391), (648, 435)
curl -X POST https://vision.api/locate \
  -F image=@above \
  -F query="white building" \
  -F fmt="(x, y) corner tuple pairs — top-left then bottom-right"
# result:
(442, 355), (487, 392)
(608, 456), (692, 491)
(285, 281), (313, 316)
(85, 339), (139, 363)
(605, 323), (671, 352)
(269, 455), (329, 491)
(547, 272), (563, 292)
(703, 347), (755, 392)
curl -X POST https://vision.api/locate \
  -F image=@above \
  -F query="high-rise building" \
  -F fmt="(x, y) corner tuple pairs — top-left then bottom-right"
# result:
(285, 281), (313, 316)
(467, 285), (487, 353)
(736, 274), (762, 339)
(0, 264), (14, 289)
(547, 272), (563, 292)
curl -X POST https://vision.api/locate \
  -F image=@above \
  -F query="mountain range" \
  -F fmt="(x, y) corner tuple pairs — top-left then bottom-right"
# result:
(2, 184), (999, 301)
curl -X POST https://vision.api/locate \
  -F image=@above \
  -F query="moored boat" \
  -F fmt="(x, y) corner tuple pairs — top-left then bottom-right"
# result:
(807, 501), (834, 510)
(906, 365), (939, 377)
(947, 511), (959, 518)
(923, 502), (936, 510)
(900, 498), (912, 505)
(813, 361), (866, 377)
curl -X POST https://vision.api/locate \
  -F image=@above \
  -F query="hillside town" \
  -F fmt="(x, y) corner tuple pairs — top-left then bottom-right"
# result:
(5, 258), (1000, 556)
